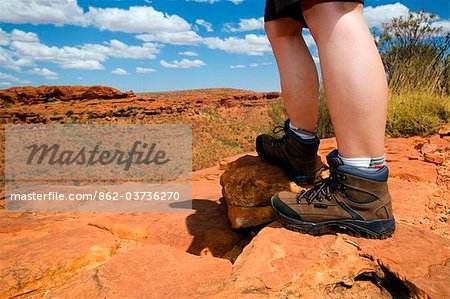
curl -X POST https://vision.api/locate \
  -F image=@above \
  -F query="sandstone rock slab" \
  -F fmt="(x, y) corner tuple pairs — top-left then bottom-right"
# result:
(0, 221), (118, 298)
(50, 244), (232, 298)
(217, 222), (450, 298)
(389, 159), (438, 183)
(227, 203), (276, 229)
(220, 155), (303, 208)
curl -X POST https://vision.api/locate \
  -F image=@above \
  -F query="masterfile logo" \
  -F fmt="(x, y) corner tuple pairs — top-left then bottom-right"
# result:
(6, 124), (191, 180)
(25, 141), (170, 171)
(5, 124), (193, 212)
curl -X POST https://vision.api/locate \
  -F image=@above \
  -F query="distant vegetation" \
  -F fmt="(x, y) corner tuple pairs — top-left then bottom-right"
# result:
(269, 10), (450, 138)
(376, 11), (449, 95)
(1, 13), (448, 172)
(379, 11), (450, 136)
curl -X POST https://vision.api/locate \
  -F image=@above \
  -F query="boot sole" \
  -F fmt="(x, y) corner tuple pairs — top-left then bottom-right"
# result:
(256, 137), (316, 186)
(271, 197), (395, 240)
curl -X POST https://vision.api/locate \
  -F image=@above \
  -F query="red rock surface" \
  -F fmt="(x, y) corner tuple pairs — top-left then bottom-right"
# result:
(217, 222), (449, 298)
(221, 155), (306, 207)
(0, 87), (282, 171)
(220, 154), (317, 228)
(227, 204), (276, 229)
(0, 219), (119, 298)
(1, 134), (449, 298)
(50, 245), (232, 298)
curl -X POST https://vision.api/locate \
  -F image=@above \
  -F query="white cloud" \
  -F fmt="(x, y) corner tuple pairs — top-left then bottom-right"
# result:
(27, 67), (58, 79)
(0, 29), (10, 46)
(196, 19), (213, 32)
(178, 51), (199, 56)
(10, 29), (40, 42)
(160, 58), (206, 69)
(111, 68), (129, 75)
(230, 64), (245, 69)
(9, 39), (104, 70)
(87, 6), (191, 34)
(247, 62), (272, 68)
(136, 66), (156, 73)
(82, 39), (161, 60)
(0, 3), (200, 45)
(0, 29), (161, 71)
(0, 82), (12, 87)
(363, 3), (409, 28)
(0, 72), (20, 82)
(0, 47), (27, 71)
(0, 0), (88, 26)
(431, 20), (450, 34)
(363, 3), (450, 34)
(223, 17), (264, 32)
(0, 71), (30, 83)
(136, 31), (202, 45)
(59, 60), (104, 70)
(204, 34), (271, 56)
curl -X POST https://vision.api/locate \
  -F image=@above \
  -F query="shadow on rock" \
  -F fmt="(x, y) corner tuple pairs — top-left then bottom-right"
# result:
(170, 198), (242, 258)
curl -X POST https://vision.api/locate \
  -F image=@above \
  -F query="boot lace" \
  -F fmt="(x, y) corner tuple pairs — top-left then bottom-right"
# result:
(269, 125), (287, 147)
(296, 166), (345, 204)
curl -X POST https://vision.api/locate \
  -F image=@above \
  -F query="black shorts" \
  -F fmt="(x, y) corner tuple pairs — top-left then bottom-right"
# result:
(264, 0), (365, 25)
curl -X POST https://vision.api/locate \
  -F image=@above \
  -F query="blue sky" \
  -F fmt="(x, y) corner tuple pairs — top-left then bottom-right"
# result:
(0, 0), (449, 92)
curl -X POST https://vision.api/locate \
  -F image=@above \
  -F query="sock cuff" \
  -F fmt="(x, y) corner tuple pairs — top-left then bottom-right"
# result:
(338, 154), (386, 169)
(289, 121), (318, 136)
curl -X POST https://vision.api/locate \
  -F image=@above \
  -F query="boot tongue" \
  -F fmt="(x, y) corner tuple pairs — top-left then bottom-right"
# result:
(326, 149), (343, 170)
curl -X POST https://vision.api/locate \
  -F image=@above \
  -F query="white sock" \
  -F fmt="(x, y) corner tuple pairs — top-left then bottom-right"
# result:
(339, 154), (386, 169)
(289, 121), (317, 140)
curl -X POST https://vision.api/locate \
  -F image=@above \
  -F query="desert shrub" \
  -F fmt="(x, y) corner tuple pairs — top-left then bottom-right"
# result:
(267, 98), (287, 127)
(3, 102), (13, 108)
(316, 90), (334, 139)
(65, 109), (74, 117)
(87, 111), (97, 119)
(386, 91), (450, 137)
(267, 90), (450, 138)
(375, 11), (450, 95)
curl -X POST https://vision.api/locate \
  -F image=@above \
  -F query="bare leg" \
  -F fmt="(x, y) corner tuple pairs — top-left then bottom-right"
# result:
(265, 18), (319, 132)
(302, 1), (388, 157)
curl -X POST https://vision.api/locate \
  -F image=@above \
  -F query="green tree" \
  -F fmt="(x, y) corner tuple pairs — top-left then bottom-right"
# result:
(375, 10), (450, 94)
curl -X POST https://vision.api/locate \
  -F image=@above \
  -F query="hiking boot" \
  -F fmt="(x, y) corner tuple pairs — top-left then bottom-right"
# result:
(271, 149), (395, 239)
(256, 119), (320, 185)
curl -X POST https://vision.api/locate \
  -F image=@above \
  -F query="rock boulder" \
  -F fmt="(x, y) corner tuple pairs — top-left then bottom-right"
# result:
(220, 155), (305, 229)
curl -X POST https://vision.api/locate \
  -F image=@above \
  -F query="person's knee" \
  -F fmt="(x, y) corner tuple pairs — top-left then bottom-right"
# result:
(302, 1), (362, 36)
(264, 18), (302, 42)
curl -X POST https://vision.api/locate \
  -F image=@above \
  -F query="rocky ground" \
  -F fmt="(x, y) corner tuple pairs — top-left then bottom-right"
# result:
(1, 131), (449, 298)
(1, 86), (449, 298)
(0, 85), (281, 171)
